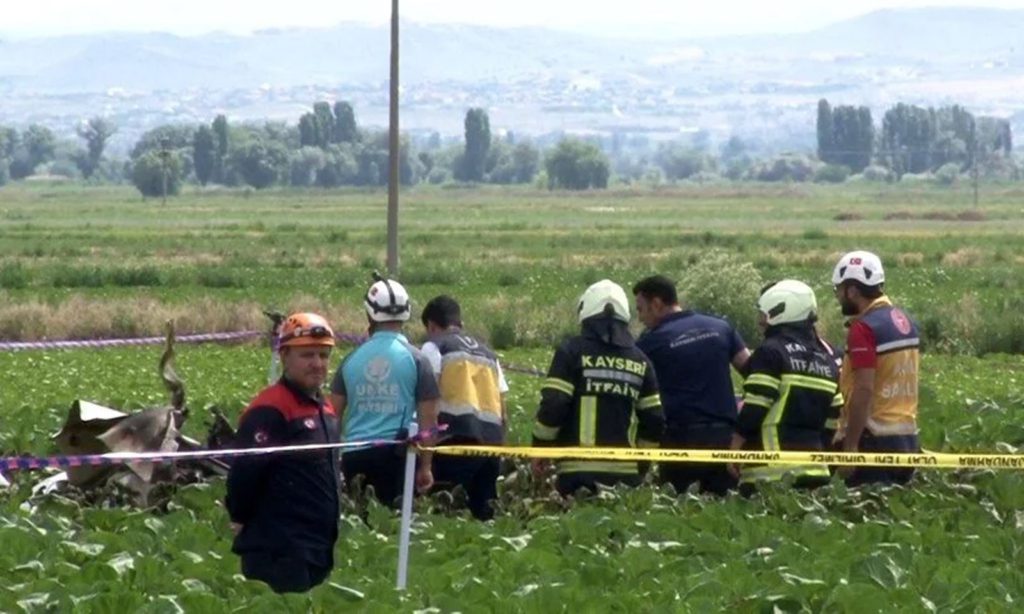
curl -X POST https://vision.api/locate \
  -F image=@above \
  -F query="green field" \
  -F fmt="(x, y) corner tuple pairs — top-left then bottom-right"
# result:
(2, 182), (1023, 352)
(1, 182), (1023, 611)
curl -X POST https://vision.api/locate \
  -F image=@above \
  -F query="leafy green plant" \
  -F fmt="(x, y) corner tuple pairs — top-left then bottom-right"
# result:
(0, 333), (1022, 610)
(677, 249), (765, 343)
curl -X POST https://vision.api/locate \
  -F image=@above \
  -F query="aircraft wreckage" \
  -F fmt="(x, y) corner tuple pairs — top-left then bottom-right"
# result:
(29, 324), (236, 504)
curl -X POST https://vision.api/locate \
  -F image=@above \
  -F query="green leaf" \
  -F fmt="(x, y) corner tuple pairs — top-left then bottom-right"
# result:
(16, 592), (53, 612)
(328, 582), (366, 601)
(181, 551), (204, 564)
(12, 560), (45, 575)
(106, 552), (135, 578)
(501, 534), (532, 552)
(181, 578), (210, 593)
(780, 572), (826, 587)
(60, 541), (105, 559)
(144, 517), (166, 536)
(645, 541), (683, 553)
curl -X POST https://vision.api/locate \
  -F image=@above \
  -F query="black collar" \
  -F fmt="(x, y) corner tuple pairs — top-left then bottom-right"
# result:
(764, 322), (815, 339)
(280, 376), (324, 407)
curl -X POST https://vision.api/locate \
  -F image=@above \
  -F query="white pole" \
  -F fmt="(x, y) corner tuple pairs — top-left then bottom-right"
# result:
(267, 336), (281, 384)
(396, 421), (417, 590)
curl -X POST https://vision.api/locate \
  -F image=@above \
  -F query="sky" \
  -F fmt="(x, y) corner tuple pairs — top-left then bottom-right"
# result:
(4, 0), (1024, 38)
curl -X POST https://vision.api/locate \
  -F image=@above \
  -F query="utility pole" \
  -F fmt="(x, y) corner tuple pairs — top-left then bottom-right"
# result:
(386, 0), (400, 276)
(159, 137), (171, 206)
(972, 143), (980, 209)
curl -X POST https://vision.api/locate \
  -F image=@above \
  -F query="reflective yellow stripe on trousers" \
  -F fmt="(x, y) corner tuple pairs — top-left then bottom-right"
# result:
(579, 396), (597, 446)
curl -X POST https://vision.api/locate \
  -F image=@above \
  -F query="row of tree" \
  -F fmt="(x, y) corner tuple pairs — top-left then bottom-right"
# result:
(121, 103), (609, 196)
(1, 100), (1017, 194)
(0, 118), (118, 185)
(817, 99), (1013, 177)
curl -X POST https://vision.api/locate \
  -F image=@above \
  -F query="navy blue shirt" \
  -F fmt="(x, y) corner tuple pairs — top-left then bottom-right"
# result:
(636, 310), (746, 435)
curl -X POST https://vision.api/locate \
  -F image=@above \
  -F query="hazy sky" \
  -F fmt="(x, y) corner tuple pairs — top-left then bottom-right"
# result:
(5, 0), (1024, 38)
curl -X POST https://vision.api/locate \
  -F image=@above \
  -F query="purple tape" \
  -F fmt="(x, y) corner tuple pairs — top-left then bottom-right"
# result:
(335, 332), (368, 345)
(0, 330), (370, 353)
(1, 425), (448, 474)
(0, 328), (545, 380)
(0, 330), (262, 352)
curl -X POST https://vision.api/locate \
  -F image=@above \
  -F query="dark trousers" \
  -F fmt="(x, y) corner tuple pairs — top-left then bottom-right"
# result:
(556, 472), (641, 497)
(432, 453), (500, 521)
(343, 446), (405, 508)
(241, 551), (331, 594)
(659, 422), (738, 496)
(845, 432), (920, 487)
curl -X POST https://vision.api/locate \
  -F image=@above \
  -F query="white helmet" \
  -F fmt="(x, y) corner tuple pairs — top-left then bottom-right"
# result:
(832, 250), (885, 287)
(758, 280), (817, 326)
(365, 275), (411, 322)
(578, 279), (630, 323)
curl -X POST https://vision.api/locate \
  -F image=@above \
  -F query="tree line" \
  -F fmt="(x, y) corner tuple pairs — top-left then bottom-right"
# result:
(816, 99), (1013, 181)
(0, 103), (610, 196)
(133, 103), (621, 196)
(129, 104), (617, 197)
(0, 99), (1017, 196)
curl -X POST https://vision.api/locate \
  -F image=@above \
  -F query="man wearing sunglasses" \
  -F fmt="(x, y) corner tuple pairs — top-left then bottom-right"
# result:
(226, 312), (341, 593)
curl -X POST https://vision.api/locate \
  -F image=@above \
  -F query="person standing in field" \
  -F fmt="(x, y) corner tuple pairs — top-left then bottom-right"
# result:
(831, 251), (921, 485)
(532, 280), (665, 496)
(330, 275), (439, 506)
(420, 295), (508, 520)
(729, 280), (843, 492)
(226, 312), (340, 594)
(632, 275), (750, 496)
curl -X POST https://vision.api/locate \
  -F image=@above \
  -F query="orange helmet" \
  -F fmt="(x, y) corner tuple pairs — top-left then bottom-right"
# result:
(278, 312), (336, 348)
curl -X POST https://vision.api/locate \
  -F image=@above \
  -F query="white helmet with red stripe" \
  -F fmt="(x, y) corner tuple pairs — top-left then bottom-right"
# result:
(832, 251), (885, 287)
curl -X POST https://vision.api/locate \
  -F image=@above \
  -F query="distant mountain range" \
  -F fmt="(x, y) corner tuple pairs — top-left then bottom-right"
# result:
(1, 7), (1023, 93)
(2, 7), (1023, 154)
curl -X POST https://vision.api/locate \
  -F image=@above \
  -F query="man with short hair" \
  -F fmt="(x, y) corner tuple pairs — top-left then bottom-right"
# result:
(421, 295), (508, 520)
(331, 275), (440, 506)
(832, 250), (920, 485)
(532, 280), (665, 496)
(633, 275), (750, 496)
(226, 312), (340, 593)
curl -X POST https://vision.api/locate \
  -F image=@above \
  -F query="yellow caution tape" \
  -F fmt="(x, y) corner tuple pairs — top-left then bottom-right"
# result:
(426, 445), (1024, 470)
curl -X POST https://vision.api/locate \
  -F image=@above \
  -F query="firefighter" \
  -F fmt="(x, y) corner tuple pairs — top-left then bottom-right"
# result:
(420, 295), (508, 520)
(226, 312), (340, 593)
(832, 251), (921, 485)
(729, 281), (842, 491)
(330, 275), (440, 507)
(531, 280), (665, 496)
(633, 275), (750, 496)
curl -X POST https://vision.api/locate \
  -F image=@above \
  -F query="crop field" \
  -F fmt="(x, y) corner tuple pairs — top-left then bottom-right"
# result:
(1, 182), (1023, 611)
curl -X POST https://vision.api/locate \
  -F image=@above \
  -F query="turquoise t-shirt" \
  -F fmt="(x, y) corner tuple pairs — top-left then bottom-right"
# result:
(331, 331), (439, 442)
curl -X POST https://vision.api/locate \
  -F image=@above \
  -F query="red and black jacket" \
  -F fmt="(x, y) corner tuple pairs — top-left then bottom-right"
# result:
(226, 378), (340, 566)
